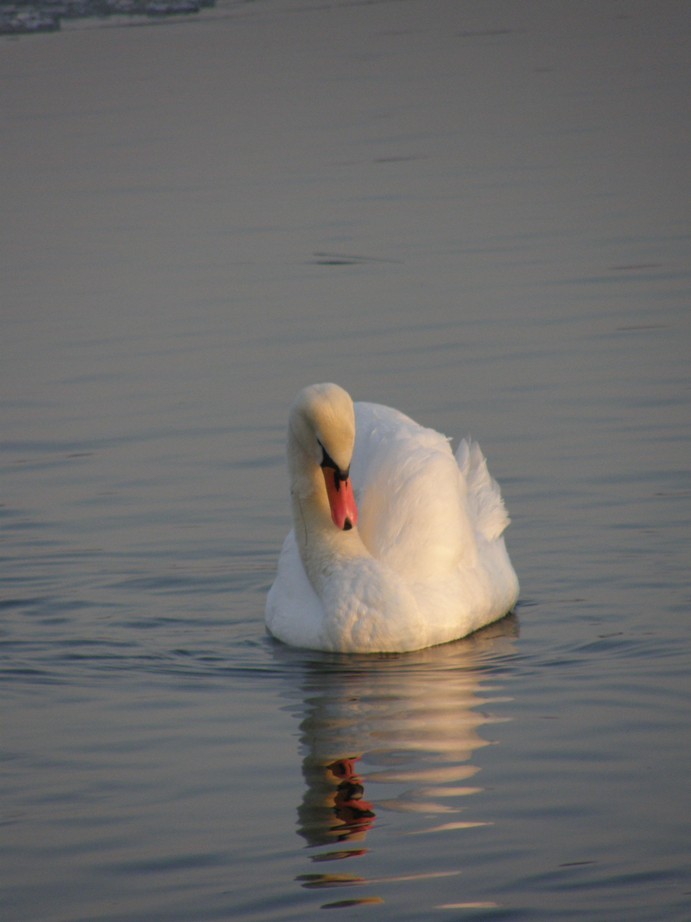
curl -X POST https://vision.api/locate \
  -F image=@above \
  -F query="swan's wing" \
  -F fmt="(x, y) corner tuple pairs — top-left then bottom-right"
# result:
(351, 402), (475, 579)
(455, 438), (510, 542)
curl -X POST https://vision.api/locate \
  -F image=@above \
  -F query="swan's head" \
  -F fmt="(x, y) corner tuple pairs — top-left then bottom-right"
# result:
(288, 383), (359, 531)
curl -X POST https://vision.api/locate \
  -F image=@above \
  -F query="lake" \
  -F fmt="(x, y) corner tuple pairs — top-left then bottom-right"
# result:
(1, 0), (690, 919)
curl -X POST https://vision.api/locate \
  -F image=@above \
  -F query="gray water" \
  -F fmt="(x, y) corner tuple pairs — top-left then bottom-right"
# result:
(2, 1), (690, 919)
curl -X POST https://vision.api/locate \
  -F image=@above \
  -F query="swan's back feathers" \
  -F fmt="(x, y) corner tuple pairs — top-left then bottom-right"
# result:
(352, 402), (474, 580)
(456, 438), (510, 542)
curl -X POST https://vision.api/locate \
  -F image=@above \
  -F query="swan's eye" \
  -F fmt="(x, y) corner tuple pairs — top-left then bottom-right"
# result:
(318, 440), (350, 486)
(318, 440), (338, 471)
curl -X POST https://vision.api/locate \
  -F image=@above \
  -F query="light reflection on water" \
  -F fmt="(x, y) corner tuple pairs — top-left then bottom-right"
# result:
(276, 618), (519, 911)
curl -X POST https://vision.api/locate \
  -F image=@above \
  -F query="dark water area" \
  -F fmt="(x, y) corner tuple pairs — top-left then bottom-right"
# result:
(2, 1), (690, 919)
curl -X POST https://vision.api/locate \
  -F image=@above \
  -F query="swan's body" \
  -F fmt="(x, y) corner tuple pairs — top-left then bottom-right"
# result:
(266, 384), (519, 653)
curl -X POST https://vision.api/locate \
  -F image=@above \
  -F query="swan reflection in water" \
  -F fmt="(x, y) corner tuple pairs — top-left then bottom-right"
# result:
(274, 615), (518, 909)
(301, 754), (376, 850)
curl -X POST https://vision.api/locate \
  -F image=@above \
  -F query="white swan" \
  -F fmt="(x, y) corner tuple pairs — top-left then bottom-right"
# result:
(266, 383), (519, 653)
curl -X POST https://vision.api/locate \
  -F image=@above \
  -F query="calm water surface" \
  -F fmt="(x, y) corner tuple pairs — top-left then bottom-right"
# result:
(2, 1), (690, 919)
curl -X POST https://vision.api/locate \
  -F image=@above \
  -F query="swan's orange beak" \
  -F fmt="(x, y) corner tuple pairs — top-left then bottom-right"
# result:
(323, 468), (358, 531)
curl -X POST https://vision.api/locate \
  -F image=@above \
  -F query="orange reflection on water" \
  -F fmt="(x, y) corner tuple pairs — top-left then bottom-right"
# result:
(326, 756), (376, 840)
